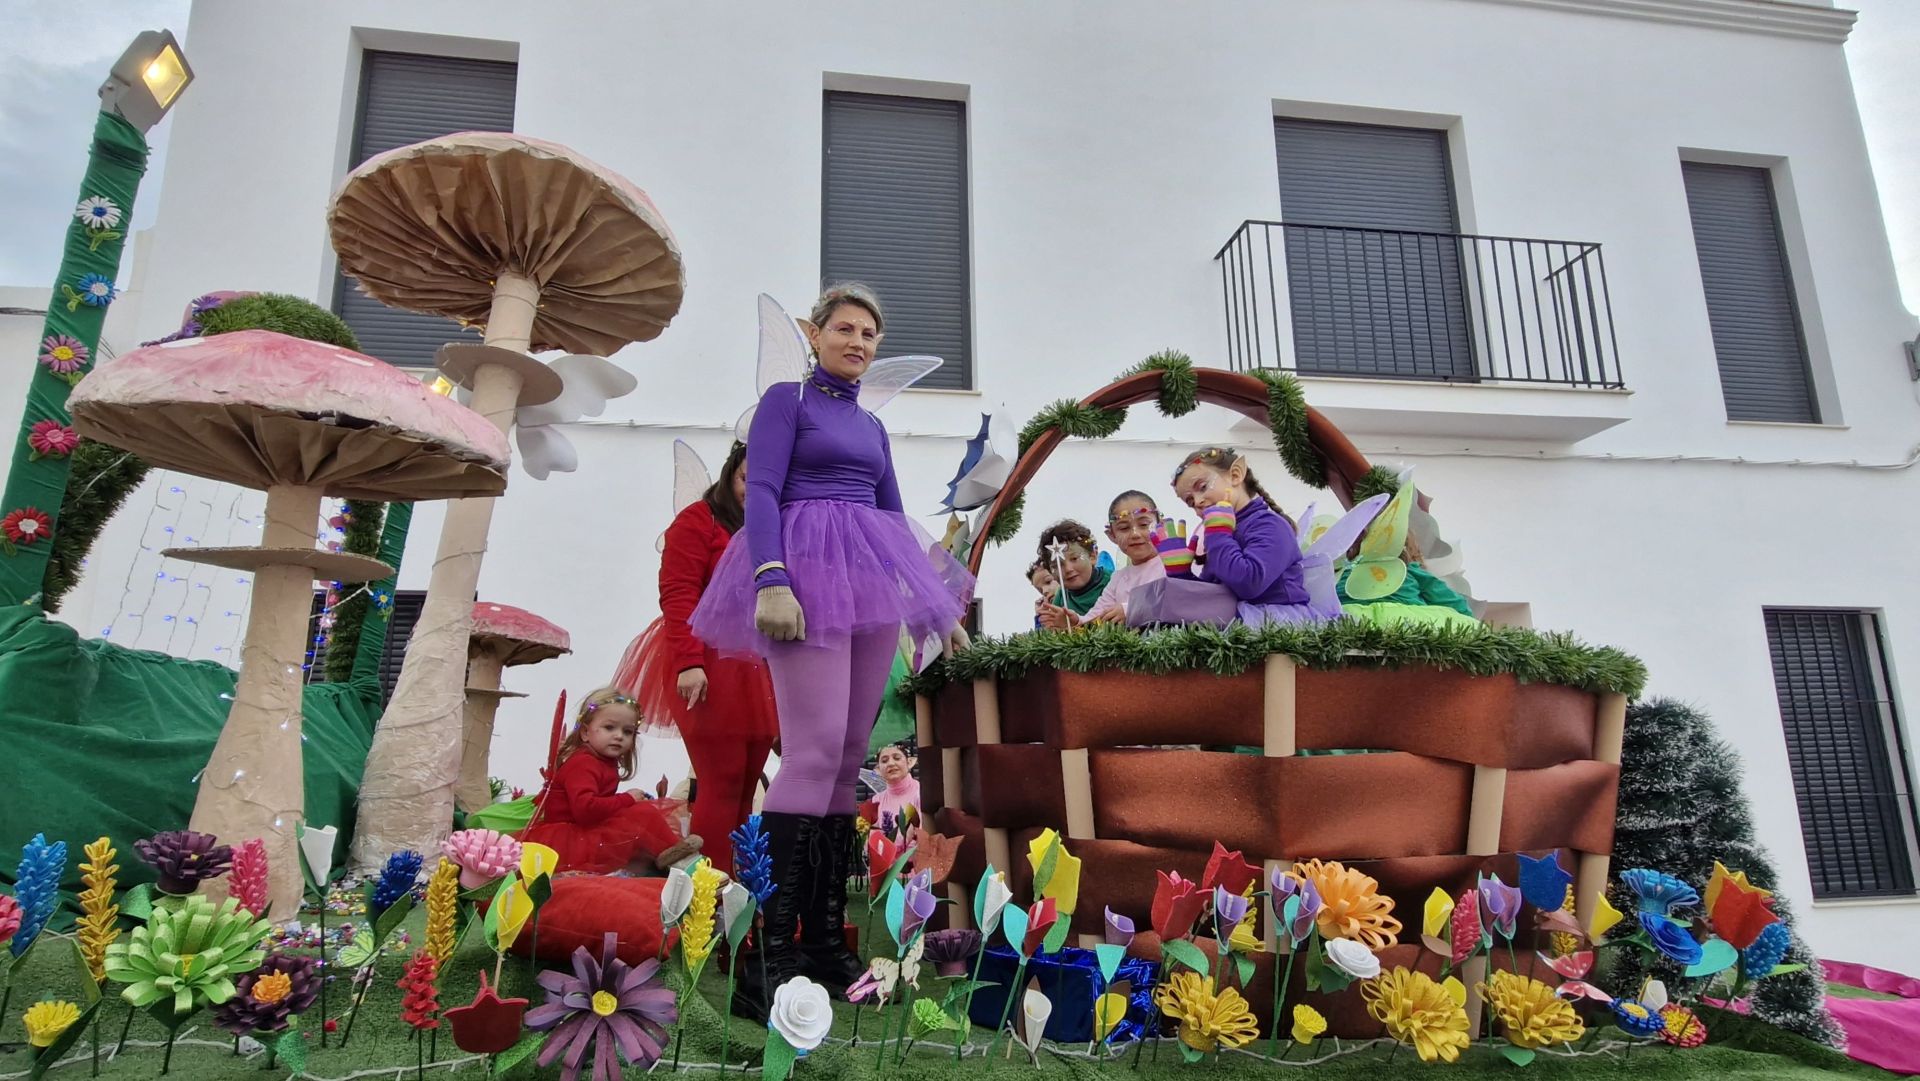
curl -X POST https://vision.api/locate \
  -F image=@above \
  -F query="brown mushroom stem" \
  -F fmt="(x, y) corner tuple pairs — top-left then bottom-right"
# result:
(455, 649), (507, 814)
(350, 275), (534, 867)
(186, 482), (323, 919)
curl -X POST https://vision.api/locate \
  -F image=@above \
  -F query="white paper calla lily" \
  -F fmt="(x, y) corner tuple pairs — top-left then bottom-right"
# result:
(660, 866), (694, 928)
(296, 823), (338, 888)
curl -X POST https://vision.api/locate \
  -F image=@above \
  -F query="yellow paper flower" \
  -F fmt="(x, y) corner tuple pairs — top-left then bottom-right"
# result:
(1361, 967), (1471, 1063)
(1094, 992), (1129, 1041)
(520, 842), (560, 881)
(77, 837), (120, 983)
(1291, 1004), (1327, 1044)
(1480, 970), (1585, 1050)
(23, 1000), (80, 1048)
(494, 878), (534, 951)
(1152, 971), (1259, 1053)
(1290, 860), (1402, 950)
(425, 858), (459, 964)
(681, 860), (726, 969)
(1704, 861), (1771, 913)
(1422, 887), (1454, 939)
(1588, 893), (1625, 939)
(1227, 915), (1265, 955)
(1551, 885), (1581, 957)
(1026, 829), (1082, 915)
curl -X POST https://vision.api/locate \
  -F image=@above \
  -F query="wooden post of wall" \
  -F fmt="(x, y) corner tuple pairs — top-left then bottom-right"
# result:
(1462, 762), (1509, 1032)
(1263, 655), (1298, 953)
(1061, 745), (1096, 948)
(1575, 692), (1628, 938)
(919, 693), (972, 931)
(974, 677), (1013, 887)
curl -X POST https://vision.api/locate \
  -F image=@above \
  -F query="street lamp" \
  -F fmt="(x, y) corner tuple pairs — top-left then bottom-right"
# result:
(99, 29), (193, 133)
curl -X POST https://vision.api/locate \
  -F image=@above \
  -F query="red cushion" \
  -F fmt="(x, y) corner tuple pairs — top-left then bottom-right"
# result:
(508, 875), (674, 964)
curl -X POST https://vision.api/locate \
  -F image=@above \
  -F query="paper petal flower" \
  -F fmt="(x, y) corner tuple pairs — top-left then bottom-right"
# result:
(76, 196), (122, 230)
(526, 932), (676, 1076)
(908, 827), (960, 886)
(1588, 893), (1625, 940)
(1292, 859), (1401, 949)
(12, 833), (66, 955)
(23, 1001), (80, 1048)
(0, 894), (19, 948)
(76, 837), (119, 982)
(1742, 922), (1791, 979)
(1151, 870), (1208, 942)
(1611, 997), (1666, 1038)
(1482, 970), (1585, 1049)
(922, 928), (981, 977)
(425, 859), (460, 963)
(77, 273), (118, 307)
(1621, 868), (1699, 916)
(1202, 841), (1259, 896)
(681, 861), (725, 968)
(1153, 972), (1259, 1054)
(494, 879), (534, 952)
(1639, 913), (1704, 966)
(1704, 861), (1772, 914)
(1449, 890), (1481, 965)
(296, 823), (337, 888)
(1292, 1004), (1328, 1044)
(1104, 906), (1135, 948)
(213, 951), (320, 1035)
(1708, 874), (1780, 950)
(900, 869), (938, 943)
(443, 829), (522, 890)
(1027, 829), (1082, 915)
(229, 838), (270, 919)
(104, 894), (272, 1012)
(38, 335), (88, 375)
(1478, 873), (1523, 939)
(519, 841), (559, 880)
(1517, 852), (1574, 913)
(1660, 1005), (1709, 1048)
(1022, 897), (1058, 957)
(445, 971), (528, 1055)
(27, 420), (79, 458)
(660, 866), (694, 928)
(1325, 937), (1381, 980)
(1212, 884), (1250, 929)
(369, 850), (423, 913)
(731, 816), (776, 902)
(1422, 887), (1454, 939)
(3, 508), (52, 546)
(1361, 967), (1471, 1063)
(768, 977), (833, 1052)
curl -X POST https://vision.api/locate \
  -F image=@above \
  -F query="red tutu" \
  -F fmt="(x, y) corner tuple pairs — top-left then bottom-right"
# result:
(613, 616), (777, 741)
(520, 753), (686, 874)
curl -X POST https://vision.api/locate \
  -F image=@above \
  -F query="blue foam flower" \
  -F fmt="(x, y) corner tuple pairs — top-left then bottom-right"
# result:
(76, 273), (118, 307)
(1610, 997), (1666, 1038)
(1742, 921), (1791, 978)
(370, 850), (422, 913)
(11, 833), (67, 957)
(1639, 911), (1704, 966)
(1621, 868), (1699, 915)
(1516, 851), (1574, 913)
(730, 815), (776, 903)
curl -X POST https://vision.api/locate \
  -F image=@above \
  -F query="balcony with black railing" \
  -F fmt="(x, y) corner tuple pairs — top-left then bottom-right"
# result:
(1214, 221), (1633, 442)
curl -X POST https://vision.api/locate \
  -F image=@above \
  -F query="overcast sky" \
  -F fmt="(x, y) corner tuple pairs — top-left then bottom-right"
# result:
(1, 2), (1915, 316)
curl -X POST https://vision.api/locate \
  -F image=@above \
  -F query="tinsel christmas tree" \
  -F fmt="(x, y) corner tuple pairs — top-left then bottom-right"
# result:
(1609, 697), (1844, 1047)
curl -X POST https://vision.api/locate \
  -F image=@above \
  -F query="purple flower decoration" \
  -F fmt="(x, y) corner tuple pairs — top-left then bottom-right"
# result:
(526, 932), (677, 1080)
(901, 869), (938, 943)
(923, 928), (982, 977)
(1516, 851), (1573, 913)
(134, 829), (234, 896)
(1213, 884), (1250, 929)
(1478, 874), (1522, 940)
(1104, 906), (1135, 949)
(213, 952), (320, 1035)
(1273, 869), (1322, 945)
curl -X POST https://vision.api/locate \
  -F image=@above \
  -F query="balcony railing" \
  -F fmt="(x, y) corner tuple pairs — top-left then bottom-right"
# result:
(1215, 221), (1625, 389)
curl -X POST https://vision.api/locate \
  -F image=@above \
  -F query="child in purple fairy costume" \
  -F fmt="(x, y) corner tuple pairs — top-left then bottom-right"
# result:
(691, 284), (973, 1021)
(1126, 446), (1338, 628)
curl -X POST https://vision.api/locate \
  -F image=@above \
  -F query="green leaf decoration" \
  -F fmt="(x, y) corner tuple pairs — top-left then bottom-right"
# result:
(725, 893), (756, 951)
(527, 873), (553, 908)
(1179, 1041), (1206, 1063)
(70, 939), (101, 1004)
(1041, 913), (1073, 955)
(495, 1031), (545, 1078)
(762, 1030), (799, 1081)
(274, 1026), (308, 1075)
(941, 980), (994, 1015)
(1302, 935), (1354, 994)
(482, 874), (516, 952)
(335, 933), (378, 970)
(1501, 1045), (1537, 1067)
(28, 999), (102, 1080)
(1159, 938), (1211, 977)
(883, 880), (906, 946)
(1763, 963), (1808, 978)
(1684, 937), (1740, 978)
(1033, 839), (1060, 897)
(1234, 952), (1256, 988)
(372, 892), (415, 945)
(1001, 903), (1030, 956)
(1094, 943), (1126, 984)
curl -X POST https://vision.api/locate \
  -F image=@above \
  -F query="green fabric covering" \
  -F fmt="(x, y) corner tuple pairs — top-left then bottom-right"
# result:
(869, 649), (917, 755)
(0, 607), (373, 896)
(0, 111), (148, 606)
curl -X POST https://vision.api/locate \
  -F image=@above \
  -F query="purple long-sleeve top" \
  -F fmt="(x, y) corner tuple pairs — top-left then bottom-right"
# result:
(745, 367), (902, 592)
(1198, 497), (1310, 606)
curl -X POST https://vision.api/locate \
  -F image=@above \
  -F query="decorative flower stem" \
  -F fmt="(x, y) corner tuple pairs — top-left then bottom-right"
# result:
(984, 957), (1029, 1061)
(1267, 946), (1299, 1060)
(873, 988), (893, 1071)
(719, 956), (738, 1071)
(1130, 961), (1159, 1070)
(955, 944), (988, 1059)
(894, 980), (919, 1065)
(114, 1001), (134, 1054)
(317, 902), (329, 1047)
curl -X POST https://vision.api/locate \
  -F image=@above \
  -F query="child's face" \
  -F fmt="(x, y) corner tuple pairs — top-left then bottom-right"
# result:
(1056, 545), (1095, 590)
(1029, 567), (1058, 598)
(1174, 462), (1242, 513)
(583, 705), (638, 761)
(877, 746), (913, 783)
(1106, 498), (1161, 563)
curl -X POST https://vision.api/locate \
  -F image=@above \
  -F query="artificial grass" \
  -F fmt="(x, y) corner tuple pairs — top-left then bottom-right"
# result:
(0, 896), (1892, 1080)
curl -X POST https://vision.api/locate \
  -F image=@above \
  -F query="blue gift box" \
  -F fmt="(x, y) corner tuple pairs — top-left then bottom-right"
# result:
(967, 945), (1160, 1044)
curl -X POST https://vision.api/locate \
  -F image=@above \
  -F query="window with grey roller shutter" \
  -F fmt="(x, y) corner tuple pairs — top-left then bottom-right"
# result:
(334, 52), (518, 369)
(1682, 163), (1818, 423)
(1764, 608), (1917, 898)
(822, 92), (971, 390)
(1274, 118), (1472, 380)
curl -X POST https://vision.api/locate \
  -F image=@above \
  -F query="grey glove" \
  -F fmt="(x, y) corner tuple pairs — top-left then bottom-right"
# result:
(943, 624), (972, 657)
(754, 586), (807, 641)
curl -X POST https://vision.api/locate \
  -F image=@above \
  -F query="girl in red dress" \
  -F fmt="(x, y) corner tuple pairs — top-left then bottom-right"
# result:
(614, 441), (779, 874)
(521, 688), (701, 874)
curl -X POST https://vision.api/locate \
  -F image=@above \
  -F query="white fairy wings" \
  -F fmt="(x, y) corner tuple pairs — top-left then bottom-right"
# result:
(733, 293), (943, 441)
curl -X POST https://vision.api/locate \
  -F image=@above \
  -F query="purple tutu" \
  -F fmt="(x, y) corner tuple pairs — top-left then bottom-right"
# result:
(691, 499), (973, 656)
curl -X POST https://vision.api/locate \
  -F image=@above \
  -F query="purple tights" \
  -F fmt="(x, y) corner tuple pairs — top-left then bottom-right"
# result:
(763, 627), (899, 815)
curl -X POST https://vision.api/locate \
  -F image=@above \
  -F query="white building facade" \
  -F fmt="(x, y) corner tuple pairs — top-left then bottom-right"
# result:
(56, 0), (1920, 967)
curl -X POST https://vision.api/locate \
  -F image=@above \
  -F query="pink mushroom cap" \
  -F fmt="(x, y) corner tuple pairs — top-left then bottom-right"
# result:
(471, 601), (571, 666)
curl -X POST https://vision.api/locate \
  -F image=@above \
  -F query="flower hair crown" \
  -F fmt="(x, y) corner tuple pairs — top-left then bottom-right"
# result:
(583, 693), (635, 714)
(1172, 446), (1241, 483)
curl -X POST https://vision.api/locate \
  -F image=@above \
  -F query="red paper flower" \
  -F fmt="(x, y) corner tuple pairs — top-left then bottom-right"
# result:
(1709, 877), (1779, 950)
(3, 508), (51, 546)
(1023, 897), (1059, 956)
(1201, 841), (1259, 896)
(397, 950), (441, 1030)
(27, 421), (78, 459)
(1151, 870), (1208, 943)
(866, 832), (901, 899)
(1659, 1004), (1708, 1048)
(1450, 888), (1481, 964)
(445, 971), (527, 1054)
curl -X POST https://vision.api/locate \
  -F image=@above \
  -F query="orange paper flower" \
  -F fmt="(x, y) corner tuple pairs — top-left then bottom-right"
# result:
(1291, 859), (1402, 950)
(907, 827), (960, 886)
(1709, 876), (1779, 951)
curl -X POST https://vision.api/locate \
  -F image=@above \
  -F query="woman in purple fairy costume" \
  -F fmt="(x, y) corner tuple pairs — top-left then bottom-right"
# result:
(691, 284), (973, 1020)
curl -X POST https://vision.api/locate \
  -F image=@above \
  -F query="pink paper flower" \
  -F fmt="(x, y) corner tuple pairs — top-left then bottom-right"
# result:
(0, 894), (22, 946)
(38, 336), (88, 375)
(442, 829), (522, 889)
(27, 421), (79, 458)
(231, 838), (270, 918)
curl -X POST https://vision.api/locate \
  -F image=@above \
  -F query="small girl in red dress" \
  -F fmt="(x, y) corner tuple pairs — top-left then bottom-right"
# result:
(521, 688), (702, 874)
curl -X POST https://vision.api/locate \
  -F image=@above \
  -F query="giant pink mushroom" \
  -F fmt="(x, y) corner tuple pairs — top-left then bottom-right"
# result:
(329, 132), (684, 868)
(457, 601), (571, 814)
(68, 329), (509, 917)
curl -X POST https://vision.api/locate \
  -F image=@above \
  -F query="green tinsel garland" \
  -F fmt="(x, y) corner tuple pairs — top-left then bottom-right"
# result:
(1348, 465), (1402, 504)
(902, 619), (1647, 699)
(323, 499), (387, 683)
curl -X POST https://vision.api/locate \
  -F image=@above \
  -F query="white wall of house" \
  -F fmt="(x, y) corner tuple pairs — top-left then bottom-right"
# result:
(47, 0), (1920, 966)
